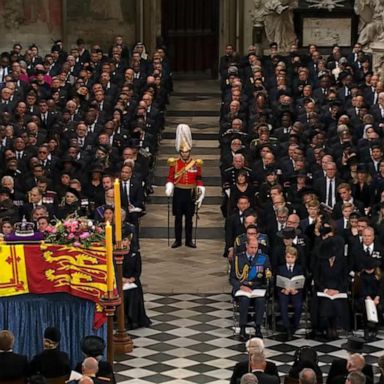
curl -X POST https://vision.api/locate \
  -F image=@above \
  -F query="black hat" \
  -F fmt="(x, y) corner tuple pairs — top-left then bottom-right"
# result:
(362, 256), (377, 270)
(319, 237), (342, 259)
(44, 326), (61, 343)
(80, 335), (106, 357)
(341, 336), (366, 353)
(89, 164), (104, 174)
(0, 187), (11, 197)
(59, 155), (80, 169)
(66, 187), (80, 200)
(96, 144), (110, 155)
(347, 153), (358, 166)
(294, 170), (308, 178)
(349, 211), (361, 220)
(265, 166), (277, 176)
(356, 163), (368, 173)
(277, 227), (299, 239)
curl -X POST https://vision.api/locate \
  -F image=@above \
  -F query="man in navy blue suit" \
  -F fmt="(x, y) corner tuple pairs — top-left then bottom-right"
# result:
(276, 246), (304, 340)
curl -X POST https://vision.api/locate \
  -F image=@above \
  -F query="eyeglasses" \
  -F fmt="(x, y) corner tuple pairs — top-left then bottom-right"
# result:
(38, 151), (47, 154)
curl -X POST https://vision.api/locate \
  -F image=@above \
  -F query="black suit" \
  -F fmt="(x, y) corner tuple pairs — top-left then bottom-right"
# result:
(39, 111), (57, 131)
(253, 371), (280, 384)
(313, 176), (341, 207)
(370, 104), (384, 122)
(332, 199), (365, 220)
(277, 264), (304, 330)
(120, 178), (145, 227)
(225, 210), (245, 254)
(230, 361), (279, 384)
(0, 351), (29, 381)
(30, 348), (71, 378)
(327, 358), (373, 384)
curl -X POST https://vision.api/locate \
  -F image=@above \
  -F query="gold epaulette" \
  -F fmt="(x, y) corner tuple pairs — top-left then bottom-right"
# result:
(235, 236), (241, 246)
(167, 157), (177, 166)
(195, 159), (203, 167)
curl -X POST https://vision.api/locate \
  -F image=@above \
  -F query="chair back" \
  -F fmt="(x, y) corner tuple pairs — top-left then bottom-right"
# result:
(0, 378), (27, 384)
(46, 375), (69, 384)
(284, 376), (299, 384)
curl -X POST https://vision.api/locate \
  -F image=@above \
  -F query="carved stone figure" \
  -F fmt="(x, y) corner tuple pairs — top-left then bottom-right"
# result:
(355, 0), (384, 47)
(263, 0), (298, 52)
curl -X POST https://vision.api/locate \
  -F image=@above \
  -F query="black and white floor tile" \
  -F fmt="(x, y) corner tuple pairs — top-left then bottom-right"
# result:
(114, 293), (384, 384)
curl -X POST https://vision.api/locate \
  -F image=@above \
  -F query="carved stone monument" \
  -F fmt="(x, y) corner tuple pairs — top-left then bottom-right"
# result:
(354, 0), (384, 69)
(249, 0), (298, 53)
(293, 1), (358, 48)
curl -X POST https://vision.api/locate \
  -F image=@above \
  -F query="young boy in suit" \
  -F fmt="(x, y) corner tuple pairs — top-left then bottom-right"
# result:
(277, 246), (304, 340)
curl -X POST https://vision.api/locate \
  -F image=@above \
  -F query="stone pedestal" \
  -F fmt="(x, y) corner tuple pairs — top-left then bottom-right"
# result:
(370, 41), (384, 72)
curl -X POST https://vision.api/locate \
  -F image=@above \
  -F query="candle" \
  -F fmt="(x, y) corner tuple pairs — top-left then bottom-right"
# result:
(105, 221), (114, 293)
(114, 178), (122, 244)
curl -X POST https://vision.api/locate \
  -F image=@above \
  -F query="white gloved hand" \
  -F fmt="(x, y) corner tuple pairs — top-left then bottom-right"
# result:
(224, 188), (231, 198)
(195, 186), (206, 208)
(165, 182), (174, 197)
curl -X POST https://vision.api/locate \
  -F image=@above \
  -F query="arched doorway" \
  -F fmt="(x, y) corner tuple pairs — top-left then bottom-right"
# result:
(161, 0), (220, 78)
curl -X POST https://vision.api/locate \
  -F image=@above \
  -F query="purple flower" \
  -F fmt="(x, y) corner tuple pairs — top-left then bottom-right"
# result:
(79, 232), (90, 240)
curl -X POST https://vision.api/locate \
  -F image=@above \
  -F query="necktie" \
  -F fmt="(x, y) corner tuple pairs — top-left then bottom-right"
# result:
(248, 256), (253, 264)
(365, 247), (371, 258)
(289, 266), (293, 273)
(123, 182), (129, 204)
(327, 179), (333, 207)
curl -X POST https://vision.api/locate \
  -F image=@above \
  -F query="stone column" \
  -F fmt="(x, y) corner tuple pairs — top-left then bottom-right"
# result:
(143, 0), (161, 53)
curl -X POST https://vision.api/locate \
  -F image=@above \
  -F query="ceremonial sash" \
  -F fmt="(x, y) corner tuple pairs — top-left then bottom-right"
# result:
(174, 160), (196, 184)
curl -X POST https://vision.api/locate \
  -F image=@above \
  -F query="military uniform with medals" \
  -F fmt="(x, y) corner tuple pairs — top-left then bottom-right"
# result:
(230, 249), (271, 336)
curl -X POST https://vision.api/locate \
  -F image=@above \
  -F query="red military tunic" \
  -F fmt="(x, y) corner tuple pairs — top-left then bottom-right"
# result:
(167, 158), (203, 189)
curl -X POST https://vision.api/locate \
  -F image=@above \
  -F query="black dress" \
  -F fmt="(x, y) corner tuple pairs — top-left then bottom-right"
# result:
(123, 251), (151, 330)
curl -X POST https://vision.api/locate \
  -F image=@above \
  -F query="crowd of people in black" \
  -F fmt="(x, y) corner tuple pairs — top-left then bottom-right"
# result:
(220, 42), (384, 341)
(0, 328), (116, 383)
(0, 36), (173, 331)
(230, 336), (384, 384)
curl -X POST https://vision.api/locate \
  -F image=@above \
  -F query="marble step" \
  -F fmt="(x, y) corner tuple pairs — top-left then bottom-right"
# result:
(157, 146), (220, 157)
(148, 195), (222, 205)
(140, 226), (224, 239)
(167, 110), (220, 117)
(162, 131), (218, 140)
(165, 116), (219, 129)
(156, 159), (220, 168)
(172, 92), (220, 97)
(141, 203), (224, 229)
(154, 175), (221, 186)
(161, 139), (218, 148)
(147, 185), (223, 205)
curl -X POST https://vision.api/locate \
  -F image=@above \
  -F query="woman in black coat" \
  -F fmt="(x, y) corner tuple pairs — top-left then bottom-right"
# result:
(103, 206), (151, 330)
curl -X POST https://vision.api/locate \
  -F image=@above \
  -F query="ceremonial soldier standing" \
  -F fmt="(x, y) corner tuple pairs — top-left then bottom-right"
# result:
(165, 124), (205, 248)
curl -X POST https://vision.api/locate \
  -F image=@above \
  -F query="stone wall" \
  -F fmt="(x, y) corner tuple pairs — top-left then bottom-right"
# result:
(0, 0), (137, 55)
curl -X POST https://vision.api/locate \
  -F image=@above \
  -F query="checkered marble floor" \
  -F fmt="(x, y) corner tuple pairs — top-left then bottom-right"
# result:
(114, 293), (384, 384)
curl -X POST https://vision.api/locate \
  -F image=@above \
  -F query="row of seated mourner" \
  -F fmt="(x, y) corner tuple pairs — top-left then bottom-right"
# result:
(217, 41), (384, 343)
(0, 37), (167, 383)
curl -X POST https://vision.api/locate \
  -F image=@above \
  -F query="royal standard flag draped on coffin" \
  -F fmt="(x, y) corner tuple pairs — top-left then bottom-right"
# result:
(0, 243), (109, 328)
(0, 244), (29, 296)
